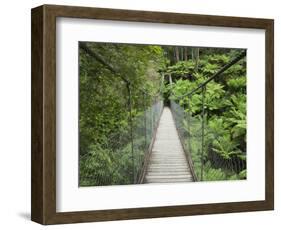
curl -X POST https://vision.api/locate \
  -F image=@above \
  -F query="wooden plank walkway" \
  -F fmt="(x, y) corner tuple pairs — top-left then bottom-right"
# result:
(144, 106), (194, 183)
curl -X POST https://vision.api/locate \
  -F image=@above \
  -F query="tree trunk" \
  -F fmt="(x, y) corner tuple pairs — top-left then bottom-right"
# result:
(175, 47), (180, 62)
(184, 47), (188, 61)
(168, 73), (173, 85)
(180, 47), (184, 61)
(194, 48), (200, 72)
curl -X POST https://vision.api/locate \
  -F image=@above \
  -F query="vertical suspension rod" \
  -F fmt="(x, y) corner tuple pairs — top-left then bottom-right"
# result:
(127, 83), (135, 183)
(200, 86), (206, 181)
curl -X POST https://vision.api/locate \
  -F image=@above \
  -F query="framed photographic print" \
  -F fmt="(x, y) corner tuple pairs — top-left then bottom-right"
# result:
(31, 4), (274, 225)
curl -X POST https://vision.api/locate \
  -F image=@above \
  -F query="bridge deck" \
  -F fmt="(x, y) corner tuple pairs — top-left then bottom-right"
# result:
(144, 106), (194, 183)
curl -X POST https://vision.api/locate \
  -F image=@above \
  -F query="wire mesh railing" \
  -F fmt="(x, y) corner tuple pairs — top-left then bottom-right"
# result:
(132, 98), (163, 183)
(79, 43), (165, 186)
(170, 51), (247, 182)
(79, 80), (164, 186)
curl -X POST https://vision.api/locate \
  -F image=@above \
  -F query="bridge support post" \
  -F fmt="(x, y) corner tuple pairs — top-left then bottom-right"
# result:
(187, 96), (192, 159)
(143, 92), (147, 150)
(127, 83), (135, 183)
(200, 86), (206, 181)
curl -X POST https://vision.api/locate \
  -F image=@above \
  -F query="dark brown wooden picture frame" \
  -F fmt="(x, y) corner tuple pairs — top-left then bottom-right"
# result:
(31, 4), (274, 225)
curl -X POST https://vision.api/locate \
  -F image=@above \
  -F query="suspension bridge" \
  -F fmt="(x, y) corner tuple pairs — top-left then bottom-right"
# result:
(138, 51), (247, 184)
(81, 49), (246, 186)
(144, 107), (194, 183)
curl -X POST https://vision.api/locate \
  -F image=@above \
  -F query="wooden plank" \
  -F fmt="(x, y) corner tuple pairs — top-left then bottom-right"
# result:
(146, 179), (193, 183)
(144, 107), (194, 184)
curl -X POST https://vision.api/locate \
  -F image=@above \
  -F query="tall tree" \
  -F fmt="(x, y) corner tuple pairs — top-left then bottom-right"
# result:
(174, 47), (180, 62)
(194, 47), (200, 72)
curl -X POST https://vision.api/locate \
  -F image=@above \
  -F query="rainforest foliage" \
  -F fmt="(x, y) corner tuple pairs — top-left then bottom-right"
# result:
(79, 42), (165, 186)
(168, 48), (246, 180)
(79, 42), (247, 186)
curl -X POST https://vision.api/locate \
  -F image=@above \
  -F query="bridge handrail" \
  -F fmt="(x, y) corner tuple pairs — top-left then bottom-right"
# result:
(169, 51), (246, 181)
